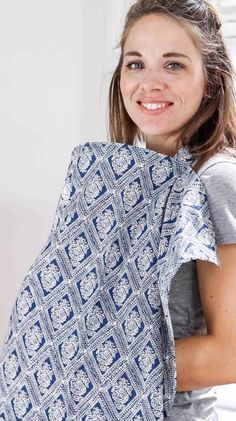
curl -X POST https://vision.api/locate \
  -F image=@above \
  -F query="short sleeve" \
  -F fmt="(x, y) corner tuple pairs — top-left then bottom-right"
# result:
(199, 157), (236, 245)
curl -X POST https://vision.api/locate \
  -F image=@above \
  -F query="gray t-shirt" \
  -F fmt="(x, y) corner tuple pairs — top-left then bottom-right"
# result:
(167, 151), (236, 420)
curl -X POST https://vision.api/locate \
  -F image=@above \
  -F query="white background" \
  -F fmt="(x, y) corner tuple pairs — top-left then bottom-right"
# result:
(0, 1), (235, 417)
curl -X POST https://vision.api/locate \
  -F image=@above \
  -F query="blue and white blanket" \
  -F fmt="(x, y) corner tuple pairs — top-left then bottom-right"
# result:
(0, 142), (218, 420)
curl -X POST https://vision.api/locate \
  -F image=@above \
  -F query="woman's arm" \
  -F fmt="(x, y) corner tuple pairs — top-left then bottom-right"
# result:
(175, 243), (236, 392)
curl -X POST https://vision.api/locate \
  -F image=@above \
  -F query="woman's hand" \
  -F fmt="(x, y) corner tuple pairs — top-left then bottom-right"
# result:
(175, 243), (236, 392)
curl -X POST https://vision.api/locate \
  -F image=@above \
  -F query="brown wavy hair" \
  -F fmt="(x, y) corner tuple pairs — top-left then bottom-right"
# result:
(108, 0), (236, 170)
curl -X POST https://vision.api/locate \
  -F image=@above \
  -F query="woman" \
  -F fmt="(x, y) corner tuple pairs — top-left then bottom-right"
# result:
(108, 0), (236, 419)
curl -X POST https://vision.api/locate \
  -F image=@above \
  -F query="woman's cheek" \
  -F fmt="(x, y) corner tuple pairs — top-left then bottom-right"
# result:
(121, 78), (136, 97)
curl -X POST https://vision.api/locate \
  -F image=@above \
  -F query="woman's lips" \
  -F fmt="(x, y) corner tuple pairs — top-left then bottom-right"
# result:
(137, 101), (173, 115)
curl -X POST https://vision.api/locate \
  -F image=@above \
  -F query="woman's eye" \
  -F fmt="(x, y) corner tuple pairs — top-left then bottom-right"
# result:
(126, 61), (144, 70)
(166, 62), (184, 71)
(125, 61), (184, 71)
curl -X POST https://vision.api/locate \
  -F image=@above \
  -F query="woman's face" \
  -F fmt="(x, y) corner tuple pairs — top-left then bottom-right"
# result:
(120, 13), (205, 155)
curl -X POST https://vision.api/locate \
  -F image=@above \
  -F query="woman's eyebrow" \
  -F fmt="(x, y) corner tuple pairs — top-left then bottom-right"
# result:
(163, 52), (192, 62)
(124, 51), (142, 57)
(124, 50), (192, 62)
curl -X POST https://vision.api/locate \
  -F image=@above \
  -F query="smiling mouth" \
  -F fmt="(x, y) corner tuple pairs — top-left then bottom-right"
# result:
(137, 101), (173, 114)
(140, 102), (172, 110)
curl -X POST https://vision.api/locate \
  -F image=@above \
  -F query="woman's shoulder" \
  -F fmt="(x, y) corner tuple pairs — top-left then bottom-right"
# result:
(197, 149), (236, 245)
(198, 148), (236, 180)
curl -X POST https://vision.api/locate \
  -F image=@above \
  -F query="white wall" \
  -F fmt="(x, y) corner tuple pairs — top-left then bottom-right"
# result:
(0, 0), (79, 347)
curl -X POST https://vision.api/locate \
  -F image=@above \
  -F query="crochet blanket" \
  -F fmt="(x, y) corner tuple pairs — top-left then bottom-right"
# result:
(0, 142), (219, 421)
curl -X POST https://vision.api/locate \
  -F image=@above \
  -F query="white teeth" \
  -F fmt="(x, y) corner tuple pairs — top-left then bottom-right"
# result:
(141, 102), (169, 110)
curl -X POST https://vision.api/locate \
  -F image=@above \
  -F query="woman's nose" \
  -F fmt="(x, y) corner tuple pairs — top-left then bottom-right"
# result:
(140, 69), (166, 91)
